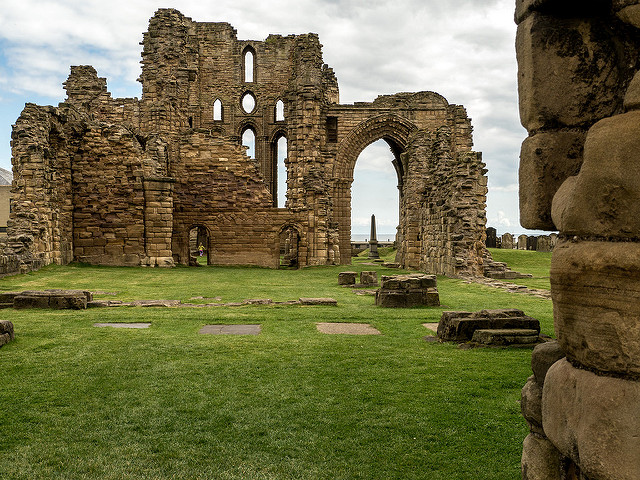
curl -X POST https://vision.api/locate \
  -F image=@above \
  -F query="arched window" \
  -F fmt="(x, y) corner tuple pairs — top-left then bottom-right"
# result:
(244, 48), (254, 83)
(242, 127), (256, 159)
(241, 92), (256, 114)
(275, 100), (285, 122)
(276, 135), (287, 207)
(213, 99), (222, 121)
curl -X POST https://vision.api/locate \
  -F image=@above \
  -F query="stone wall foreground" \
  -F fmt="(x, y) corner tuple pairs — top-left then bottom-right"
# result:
(4, 8), (488, 277)
(516, 1), (640, 478)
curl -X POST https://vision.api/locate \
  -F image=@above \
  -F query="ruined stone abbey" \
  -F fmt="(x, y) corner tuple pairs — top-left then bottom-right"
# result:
(5, 8), (488, 275)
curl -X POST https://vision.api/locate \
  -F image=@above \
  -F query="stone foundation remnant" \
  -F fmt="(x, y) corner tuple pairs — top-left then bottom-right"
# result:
(360, 271), (378, 286)
(0, 320), (14, 347)
(3, 8), (489, 276)
(1, 289), (93, 310)
(437, 309), (541, 346)
(375, 274), (440, 307)
(338, 271), (357, 285)
(516, 1), (640, 478)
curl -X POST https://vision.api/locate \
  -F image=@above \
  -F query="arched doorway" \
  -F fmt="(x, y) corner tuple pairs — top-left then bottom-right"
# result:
(332, 114), (416, 264)
(351, 139), (401, 248)
(188, 225), (209, 266)
(278, 225), (300, 268)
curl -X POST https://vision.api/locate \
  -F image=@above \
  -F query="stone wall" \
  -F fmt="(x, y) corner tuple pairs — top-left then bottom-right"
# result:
(6, 8), (488, 276)
(516, 2), (640, 478)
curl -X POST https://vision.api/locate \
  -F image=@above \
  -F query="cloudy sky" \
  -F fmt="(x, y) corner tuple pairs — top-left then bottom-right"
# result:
(0, 0), (540, 237)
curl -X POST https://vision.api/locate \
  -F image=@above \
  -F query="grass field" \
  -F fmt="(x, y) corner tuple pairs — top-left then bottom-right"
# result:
(0, 250), (553, 479)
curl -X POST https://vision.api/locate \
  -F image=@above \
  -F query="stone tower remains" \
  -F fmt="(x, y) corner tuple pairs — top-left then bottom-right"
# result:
(5, 9), (488, 275)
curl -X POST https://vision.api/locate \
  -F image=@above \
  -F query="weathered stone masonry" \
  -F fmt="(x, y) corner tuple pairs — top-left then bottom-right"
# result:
(516, 1), (640, 479)
(5, 8), (488, 275)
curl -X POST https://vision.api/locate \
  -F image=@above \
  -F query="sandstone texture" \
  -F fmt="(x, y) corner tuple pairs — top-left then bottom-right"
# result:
(516, 2), (640, 478)
(4, 8), (488, 276)
(551, 239), (640, 375)
(543, 359), (640, 480)
(375, 274), (439, 308)
(437, 309), (539, 343)
(0, 320), (14, 347)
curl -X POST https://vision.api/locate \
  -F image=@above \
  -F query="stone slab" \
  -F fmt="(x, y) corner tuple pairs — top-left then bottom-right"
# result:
(316, 323), (381, 335)
(438, 309), (540, 342)
(199, 324), (261, 335)
(94, 323), (151, 329)
(472, 328), (539, 345)
(299, 297), (337, 306)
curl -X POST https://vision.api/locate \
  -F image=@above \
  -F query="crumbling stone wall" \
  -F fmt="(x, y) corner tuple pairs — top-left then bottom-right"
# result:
(516, 1), (640, 478)
(6, 8), (487, 275)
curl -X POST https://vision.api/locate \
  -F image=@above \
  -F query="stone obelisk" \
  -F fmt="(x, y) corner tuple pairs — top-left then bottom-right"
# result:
(368, 214), (379, 258)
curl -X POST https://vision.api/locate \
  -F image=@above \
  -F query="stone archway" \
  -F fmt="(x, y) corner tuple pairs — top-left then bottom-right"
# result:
(332, 114), (418, 264)
(187, 224), (210, 266)
(277, 223), (302, 268)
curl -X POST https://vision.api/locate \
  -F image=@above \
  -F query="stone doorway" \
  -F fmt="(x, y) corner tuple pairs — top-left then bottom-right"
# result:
(188, 225), (209, 266)
(350, 139), (401, 250)
(332, 114), (412, 265)
(278, 225), (300, 268)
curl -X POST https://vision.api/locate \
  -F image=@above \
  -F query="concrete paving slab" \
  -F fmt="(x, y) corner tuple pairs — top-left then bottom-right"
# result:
(94, 322), (151, 329)
(316, 322), (381, 335)
(199, 324), (262, 335)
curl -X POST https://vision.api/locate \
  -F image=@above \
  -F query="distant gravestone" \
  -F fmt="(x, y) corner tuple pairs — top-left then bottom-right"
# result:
(501, 233), (514, 249)
(527, 236), (538, 251)
(537, 235), (552, 252)
(517, 234), (528, 250)
(486, 227), (497, 248)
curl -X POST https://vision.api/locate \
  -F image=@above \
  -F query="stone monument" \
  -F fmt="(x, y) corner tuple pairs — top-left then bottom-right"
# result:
(368, 214), (379, 259)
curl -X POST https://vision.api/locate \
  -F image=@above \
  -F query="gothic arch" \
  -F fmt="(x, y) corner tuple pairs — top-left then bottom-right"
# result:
(332, 113), (419, 264)
(333, 113), (418, 181)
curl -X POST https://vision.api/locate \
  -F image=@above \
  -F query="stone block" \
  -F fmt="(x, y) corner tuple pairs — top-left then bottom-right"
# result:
(551, 239), (640, 375)
(376, 274), (440, 308)
(0, 292), (20, 303)
(360, 271), (377, 286)
(516, 13), (620, 132)
(521, 433), (563, 480)
(521, 375), (544, 435)
(519, 131), (585, 230)
(552, 111), (640, 237)
(49, 294), (87, 310)
(531, 341), (565, 386)
(472, 328), (539, 346)
(543, 359), (640, 480)
(299, 297), (337, 306)
(338, 271), (357, 285)
(13, 294), (50, 309)
(437, 309), (539, 342)
(0, 320), (15, 342)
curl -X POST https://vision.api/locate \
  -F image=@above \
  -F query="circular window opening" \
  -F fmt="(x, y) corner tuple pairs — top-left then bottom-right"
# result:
(242, 92), (256, 113)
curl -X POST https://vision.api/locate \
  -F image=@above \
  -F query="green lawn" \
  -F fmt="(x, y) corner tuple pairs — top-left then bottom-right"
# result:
(488, 248), (552, 290)
(0, 252), (552, 479)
